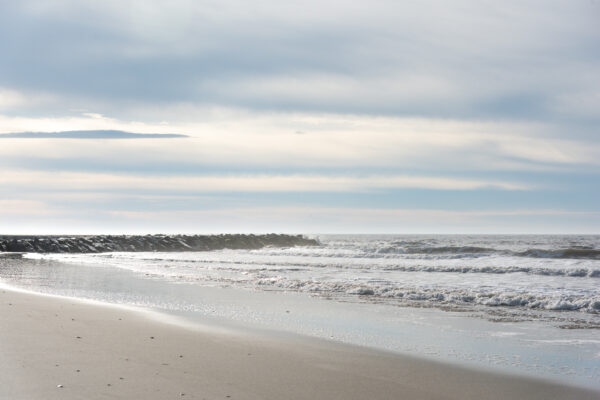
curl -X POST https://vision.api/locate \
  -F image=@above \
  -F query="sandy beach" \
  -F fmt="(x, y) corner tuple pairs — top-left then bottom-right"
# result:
(0, 287), (597, 400)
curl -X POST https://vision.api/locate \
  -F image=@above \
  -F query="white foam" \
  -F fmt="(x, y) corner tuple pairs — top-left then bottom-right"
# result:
(14, 235), (600, 320)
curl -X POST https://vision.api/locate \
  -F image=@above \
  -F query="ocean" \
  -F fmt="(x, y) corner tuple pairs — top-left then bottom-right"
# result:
(1, 234), (599, 389)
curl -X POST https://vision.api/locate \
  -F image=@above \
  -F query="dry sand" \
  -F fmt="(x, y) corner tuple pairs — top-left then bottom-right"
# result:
(0, 288), (597, 400)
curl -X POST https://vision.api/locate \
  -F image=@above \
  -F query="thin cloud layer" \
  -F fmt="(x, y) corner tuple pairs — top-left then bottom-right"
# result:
(1, 112), (597, 169)
(2, 1), (599, 121)
(0, 130), (187, 139)
(0, 1), (598, 233)
(0, 170), (531, 192)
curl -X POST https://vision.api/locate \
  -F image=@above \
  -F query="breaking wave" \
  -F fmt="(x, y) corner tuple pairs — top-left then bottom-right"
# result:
(253, 277), (600, 314)
(15, 234), (600, 320)
(29, 252), (600, 278)
(254, 243), (600, 261)
(364, 246), (600, 260)
(517, 248), (600, 260)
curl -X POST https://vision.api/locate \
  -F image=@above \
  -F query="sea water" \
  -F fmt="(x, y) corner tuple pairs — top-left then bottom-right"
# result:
(1, 234), (599, 389)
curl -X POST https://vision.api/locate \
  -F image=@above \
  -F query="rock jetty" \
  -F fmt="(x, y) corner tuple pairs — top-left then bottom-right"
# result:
(0, 234), (319, 254)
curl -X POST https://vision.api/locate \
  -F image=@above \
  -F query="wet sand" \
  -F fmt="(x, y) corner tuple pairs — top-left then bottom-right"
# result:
(0, 288), (597, 400)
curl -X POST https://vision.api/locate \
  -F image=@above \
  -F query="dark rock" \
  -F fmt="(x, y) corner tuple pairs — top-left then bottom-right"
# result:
(0, 234), (320, 254)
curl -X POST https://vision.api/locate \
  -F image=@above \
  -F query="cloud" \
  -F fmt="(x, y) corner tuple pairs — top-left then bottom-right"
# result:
(549, 90), (600, 120)
(0, 110), (597, 171)
(0, 199), (53, 216)
(109, 207), (598, 221)
(0, 170), (530, 192)
(0, 130), (187, 139)
(0, 87), (56, 111)
(0, 1), (598, 234)
(93, 207), (600, 234)
(0, 88), (27, 108)
(0, 112), (180, 135)
(2, 202), (597, 234)
(1, 1), (598, 121)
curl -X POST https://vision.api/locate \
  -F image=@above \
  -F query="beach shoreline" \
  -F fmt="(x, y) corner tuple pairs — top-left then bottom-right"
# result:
(1, 286), (597, 400)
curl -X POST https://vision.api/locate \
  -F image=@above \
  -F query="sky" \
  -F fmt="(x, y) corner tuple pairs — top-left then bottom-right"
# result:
(1, 0), (599, 234)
